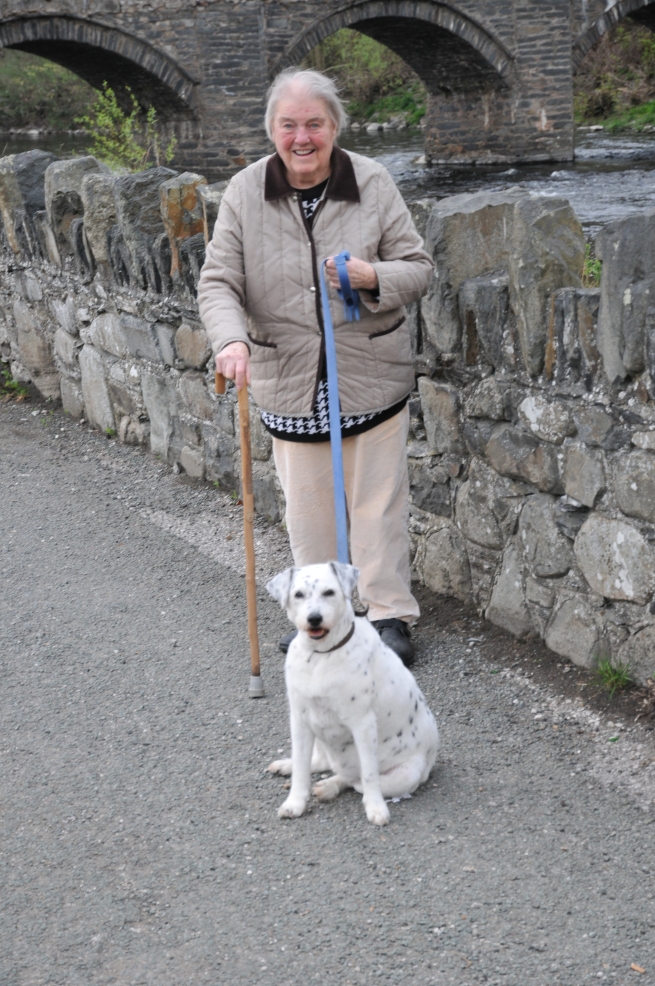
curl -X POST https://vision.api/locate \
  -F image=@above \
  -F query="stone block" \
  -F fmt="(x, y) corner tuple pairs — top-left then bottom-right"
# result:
(50, 296), (78, 337)
(596, 209), (655, 383)
(44, 156), (106, 256)
(60, 376), (84, 417)
(458, 271), (513, 369)
(545, 287), (601, 388)
(545, 596), (606, 668)
(518, 395), (573, 445)
(418, 378), (462, 455)
(572, 404), (614, 446)
(106, 361), (145, 419)
(160, 172), (207, 276)
(252, 460), (282, 523)
(575, 514), (655, 605)
(618, 626), (655, 687)
(632, 430), (655, 451)
(455, 457), (525, 551)
(83, 313), (162, 363)
(113, 166), (177, 292)
(174, 322), (212, 369)
(249, 402), (273, 461)
(180, 444), (205, 479)
(422, 188), (523, 355)
(141, 369), (179, 458)
(509, 196), (585, 376)
(486, 542), (533, 637)
(563, 445), (606, 508)
(416, 517), (473, 604)
(464, 376), (510, 421)
(197, 180), (229, 244)
(0, 150), (58, 257)
(13, 272), (43, 302)
(118, 415), (149, 446)
(518, 493), (574, 578)
(154, 323), (176, 366)
(409, 458), (451, 518)
(81, 173), (117, 268)
(486, 423), (562, 493)
(178, 371), (214, 421)
(202, 421), (238, 490)
(12, 299), (59, 399)
(79, 345), (115, 432)
(613, 450), (655, 523)
(54, 327), (80, 368)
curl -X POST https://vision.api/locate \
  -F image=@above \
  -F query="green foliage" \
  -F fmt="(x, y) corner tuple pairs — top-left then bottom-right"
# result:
(104, 427), (117, 438)
(603, 99), (655, 131)
(0, 48), (95, 132)
(594, 658), (633, 698)
(303, 29), (426, 124)
(575, 22), (655, 123)
(0, 362), (30, 401)
(76, 83), (176, 172)
(583, 244), (602, 288)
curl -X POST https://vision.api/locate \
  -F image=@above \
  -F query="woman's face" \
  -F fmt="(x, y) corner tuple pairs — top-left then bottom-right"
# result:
(272, 90), (337, 189)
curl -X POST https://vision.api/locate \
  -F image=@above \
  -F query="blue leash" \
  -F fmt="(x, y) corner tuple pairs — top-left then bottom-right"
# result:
(318, 251), (360, 565)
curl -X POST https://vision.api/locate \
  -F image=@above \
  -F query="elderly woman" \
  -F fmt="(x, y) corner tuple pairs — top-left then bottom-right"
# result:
(198, 68), (433, 665)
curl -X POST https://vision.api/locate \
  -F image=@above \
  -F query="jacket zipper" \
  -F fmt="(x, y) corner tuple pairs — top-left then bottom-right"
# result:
(297, 193), (328, 410)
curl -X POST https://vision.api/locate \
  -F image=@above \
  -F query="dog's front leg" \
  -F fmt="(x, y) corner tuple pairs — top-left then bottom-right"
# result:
(350, 712), (390, 826)
(278, 706), (313, 820)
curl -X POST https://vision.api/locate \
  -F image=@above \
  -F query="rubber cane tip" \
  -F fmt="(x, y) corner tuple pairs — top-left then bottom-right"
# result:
(248, 675), (265, 699)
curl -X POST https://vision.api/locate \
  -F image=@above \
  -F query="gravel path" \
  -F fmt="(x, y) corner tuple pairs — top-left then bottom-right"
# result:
(1, 399), (655, 986)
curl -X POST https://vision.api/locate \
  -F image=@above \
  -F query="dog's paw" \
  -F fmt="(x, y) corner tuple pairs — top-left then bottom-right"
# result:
(277, 797), (307, 819)
(365, 800), (390, 826)
(313, 776), (341, 802)
(267, 758), (293, 775)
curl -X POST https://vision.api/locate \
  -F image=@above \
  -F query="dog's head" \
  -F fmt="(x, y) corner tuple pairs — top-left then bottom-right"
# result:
(266, 562), (359, 643)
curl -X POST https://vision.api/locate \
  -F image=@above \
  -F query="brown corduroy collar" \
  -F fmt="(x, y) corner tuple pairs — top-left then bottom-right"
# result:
(264, 145), (360, 203)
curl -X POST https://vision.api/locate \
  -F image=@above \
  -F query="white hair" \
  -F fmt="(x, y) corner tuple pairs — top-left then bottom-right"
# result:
(265, 68), (347, 140)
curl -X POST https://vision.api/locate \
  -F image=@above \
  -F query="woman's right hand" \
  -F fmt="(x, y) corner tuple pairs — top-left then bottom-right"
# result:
(216, 341), (250, 391)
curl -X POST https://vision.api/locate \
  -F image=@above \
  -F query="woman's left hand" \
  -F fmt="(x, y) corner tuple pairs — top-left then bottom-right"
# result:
(325, 256), (379, 292)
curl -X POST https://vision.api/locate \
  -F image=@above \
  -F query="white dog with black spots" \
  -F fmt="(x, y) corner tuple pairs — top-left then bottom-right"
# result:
(267, 562), (439, 826)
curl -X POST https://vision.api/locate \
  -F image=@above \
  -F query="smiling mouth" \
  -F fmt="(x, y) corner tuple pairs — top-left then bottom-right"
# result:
(293, 149), (315, 156)
(307, 627), (328, 639)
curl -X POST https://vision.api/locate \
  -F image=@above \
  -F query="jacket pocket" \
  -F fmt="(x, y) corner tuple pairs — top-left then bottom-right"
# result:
(368, 315), (406, 340)
(247, 333), (277, 349)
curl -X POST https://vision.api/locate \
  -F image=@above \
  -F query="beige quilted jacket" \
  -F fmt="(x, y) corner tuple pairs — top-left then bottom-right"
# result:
(197, 146), (434, 416)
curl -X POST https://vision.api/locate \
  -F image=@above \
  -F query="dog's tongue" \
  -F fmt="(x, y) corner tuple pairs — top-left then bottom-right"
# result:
(308, 628), (328, 639)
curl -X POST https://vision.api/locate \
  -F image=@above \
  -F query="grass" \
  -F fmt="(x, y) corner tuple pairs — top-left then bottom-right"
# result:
(303, 29), (427, 126)
(0, 363), (30, 401)
(594, 658), (633, 698)
(582, 243), (603, 288)
(0, 48), (95, 132)
(603, 99), (655, 132)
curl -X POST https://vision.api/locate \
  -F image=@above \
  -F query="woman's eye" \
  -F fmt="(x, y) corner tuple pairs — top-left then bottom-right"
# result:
(323, 589), (335, 597)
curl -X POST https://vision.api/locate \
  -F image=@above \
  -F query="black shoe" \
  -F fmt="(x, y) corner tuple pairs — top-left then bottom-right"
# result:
(371, 619), (415, 667)
(279, 629), (298, 654)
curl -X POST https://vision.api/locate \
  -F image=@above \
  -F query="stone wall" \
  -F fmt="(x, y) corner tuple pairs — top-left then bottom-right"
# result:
(1, 148), (654, 686)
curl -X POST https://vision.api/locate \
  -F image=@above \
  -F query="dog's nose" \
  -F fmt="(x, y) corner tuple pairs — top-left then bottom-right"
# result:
(307, 612), (323, 628)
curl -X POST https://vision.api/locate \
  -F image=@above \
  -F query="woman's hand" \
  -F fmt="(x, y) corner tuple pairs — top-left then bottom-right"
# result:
(216, 341), (250, 391)
(325, 256), (379, 292)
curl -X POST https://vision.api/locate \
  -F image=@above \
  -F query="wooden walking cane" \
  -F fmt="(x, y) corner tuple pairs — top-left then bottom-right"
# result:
(215, 371), (264, 698)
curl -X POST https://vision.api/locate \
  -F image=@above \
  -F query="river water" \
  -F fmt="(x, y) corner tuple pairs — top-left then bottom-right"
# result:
(3, 127), (655, 237)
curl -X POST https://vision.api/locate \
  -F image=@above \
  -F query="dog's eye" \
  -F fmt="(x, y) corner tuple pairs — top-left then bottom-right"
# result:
(294, 590), (305, 599)
(322, 589), (335, 597)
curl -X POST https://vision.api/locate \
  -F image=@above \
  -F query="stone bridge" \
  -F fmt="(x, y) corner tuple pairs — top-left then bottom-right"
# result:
(1, 1), (654, 177)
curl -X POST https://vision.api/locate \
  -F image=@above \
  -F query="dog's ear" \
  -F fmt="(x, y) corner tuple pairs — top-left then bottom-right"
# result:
(266, 567), (297, 607)
(329, 561), (360, 598)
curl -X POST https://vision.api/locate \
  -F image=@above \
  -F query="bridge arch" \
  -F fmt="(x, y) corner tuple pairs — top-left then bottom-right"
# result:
(573, 0), (655, 71)
(274, 1), (515, 96)
(0, 16), (197, 119)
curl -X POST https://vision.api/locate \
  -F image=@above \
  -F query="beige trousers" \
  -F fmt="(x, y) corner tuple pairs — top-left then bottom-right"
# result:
(272, 406), (419, 623)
